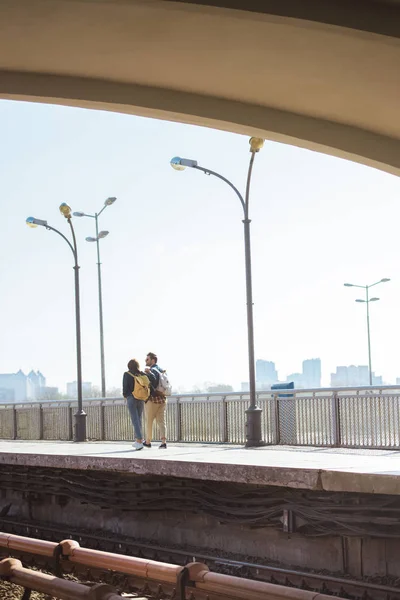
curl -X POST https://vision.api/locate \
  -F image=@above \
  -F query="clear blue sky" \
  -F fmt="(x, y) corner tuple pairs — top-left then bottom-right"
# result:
(1, 99), (399, 392)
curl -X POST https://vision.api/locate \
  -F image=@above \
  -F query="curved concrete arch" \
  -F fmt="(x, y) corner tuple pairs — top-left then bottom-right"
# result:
(0, 0), (399, 175)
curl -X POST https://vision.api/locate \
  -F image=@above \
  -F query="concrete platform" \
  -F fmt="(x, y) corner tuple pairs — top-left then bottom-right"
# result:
(1, 440), (400, 495)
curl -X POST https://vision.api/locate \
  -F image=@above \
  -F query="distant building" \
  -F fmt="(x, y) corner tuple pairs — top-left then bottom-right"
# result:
(331, 365), (382, 387)
(286, 373), (304, 388)
(396, 378), (400, 386)
(256, 360), (278, 389)
(66, 381), (92, 398)
(0, 370), (46, 402)
(302, 358), (321, 388)
(38, 387), (59, 400)
(241, 381), (249, 392)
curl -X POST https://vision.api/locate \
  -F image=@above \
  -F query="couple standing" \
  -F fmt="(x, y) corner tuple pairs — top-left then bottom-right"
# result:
(123, 352), (167, 451)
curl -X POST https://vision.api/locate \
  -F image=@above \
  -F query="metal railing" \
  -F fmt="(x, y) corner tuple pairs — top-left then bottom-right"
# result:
(0, 532), (347, 600)
(1, 386), (400, 449)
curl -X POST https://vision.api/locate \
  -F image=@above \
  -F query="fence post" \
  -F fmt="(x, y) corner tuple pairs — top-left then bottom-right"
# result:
(39, 404), (44, 440)
(274, 394), (281, 444)
(67, 404), (73, 441)
(100, 401), (106, 441)
(220, 397), (228, 443)
(176, 397), (182, 442)
(12, 405), (17, 440)
(332, 391), (341, 447)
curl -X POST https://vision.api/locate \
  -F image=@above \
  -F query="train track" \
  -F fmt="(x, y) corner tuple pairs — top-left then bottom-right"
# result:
(1, 517), (399, 600)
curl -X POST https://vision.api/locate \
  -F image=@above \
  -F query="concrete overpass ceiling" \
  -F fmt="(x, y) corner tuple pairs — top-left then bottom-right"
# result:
(0, 0), (399, 174)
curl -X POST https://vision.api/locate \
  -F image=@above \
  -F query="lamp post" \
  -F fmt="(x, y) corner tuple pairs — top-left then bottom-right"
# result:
(26, 205), (86, 441)
(73, 197), (116, 398)
(170, 137), (265, 447)
(344, 278), (390, 385)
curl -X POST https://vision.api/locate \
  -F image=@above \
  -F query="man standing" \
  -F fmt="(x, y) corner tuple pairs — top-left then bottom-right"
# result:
(143, 352), (167, 449)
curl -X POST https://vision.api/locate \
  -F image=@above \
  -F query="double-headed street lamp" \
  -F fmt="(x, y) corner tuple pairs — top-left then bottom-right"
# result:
(344, 278), (390, 385)
(170, 137), (265, 448)
(26, 204), (86, 442)
(73, 197), (116, 398)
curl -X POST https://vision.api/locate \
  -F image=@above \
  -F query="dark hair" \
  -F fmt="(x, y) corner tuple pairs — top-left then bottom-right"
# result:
(147, 352), (158, 363)
(127, 359), (140, 373)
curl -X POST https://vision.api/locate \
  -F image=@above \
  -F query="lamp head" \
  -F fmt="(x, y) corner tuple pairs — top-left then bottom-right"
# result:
(73, 211), (85, 217)
(85, 237), (97, 243)
(98, 230), (109, 239)
(381, 278), (390, 283)
(170, 156), (198, 171)
(370, 297), (380, 302)
(26, 216), (48, 228)
(59, 203), (72, 219)
(249, 137), (264, 153)
(355, 299), (365, 303)
(104, 197), (117, 206)
(344, 283), (354, 287)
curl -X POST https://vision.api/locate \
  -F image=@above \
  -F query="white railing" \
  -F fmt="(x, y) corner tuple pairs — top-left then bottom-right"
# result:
(1, 386), (400, 449)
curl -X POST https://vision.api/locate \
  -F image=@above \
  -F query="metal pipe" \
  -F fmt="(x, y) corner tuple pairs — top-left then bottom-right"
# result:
(0, 532), (56, 556)
(0, 558), (122, 599)
(187, 563), (346, 600)
(60, 539), (184, 584)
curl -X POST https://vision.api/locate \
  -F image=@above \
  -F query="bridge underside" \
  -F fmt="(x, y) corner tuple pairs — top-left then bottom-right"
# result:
(0, 0), (399, 174)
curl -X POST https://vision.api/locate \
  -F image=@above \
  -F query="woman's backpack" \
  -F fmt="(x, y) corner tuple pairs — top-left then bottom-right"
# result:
(127, 372), (150, 401)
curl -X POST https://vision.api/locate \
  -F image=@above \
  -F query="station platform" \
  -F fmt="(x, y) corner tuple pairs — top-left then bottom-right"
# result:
(0, 440), (399, 495)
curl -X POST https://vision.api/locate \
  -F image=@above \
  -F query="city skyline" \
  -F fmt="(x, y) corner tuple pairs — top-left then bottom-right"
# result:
(1, 100), (399, 391)
(0, 358), (394, 401)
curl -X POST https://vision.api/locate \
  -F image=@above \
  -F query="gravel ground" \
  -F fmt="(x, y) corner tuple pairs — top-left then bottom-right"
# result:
(0, 578), (54, 599)
(0, 577), (153, 599)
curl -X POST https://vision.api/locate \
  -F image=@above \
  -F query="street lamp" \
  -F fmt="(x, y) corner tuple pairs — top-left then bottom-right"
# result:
(170, 138), (265, 447)
(344, 278), (390, 385)
(73, 197), (116, 398)
(26, 206), (86, 442)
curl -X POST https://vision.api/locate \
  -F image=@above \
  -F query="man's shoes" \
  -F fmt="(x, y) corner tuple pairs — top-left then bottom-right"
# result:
(133, 442), (143, 451)
(159, 443), (167, 449)
(143, 442), (152, 448)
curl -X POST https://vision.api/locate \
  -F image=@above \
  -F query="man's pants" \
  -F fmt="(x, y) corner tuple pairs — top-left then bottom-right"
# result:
(145, 401), (167, 440)
(127, 394), (144, 440)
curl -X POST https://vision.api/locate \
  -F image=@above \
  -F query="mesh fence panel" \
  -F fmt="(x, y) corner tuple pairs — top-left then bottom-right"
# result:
(226, 397), (249, 444)
(259, 397), (276, 444)
(339, 394), (400, 448)
(42, 405), (71, 440)
(180, 397), (223, 442)
(16, 405), (41, 440)
(104, 401), (132, 441)
(294, 396), (333, 446)
(0, 406), (14, 439)
(86, 403), (103, 440)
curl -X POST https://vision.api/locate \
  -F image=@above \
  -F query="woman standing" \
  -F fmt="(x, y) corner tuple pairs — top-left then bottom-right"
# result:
(122, 359), (152, 451)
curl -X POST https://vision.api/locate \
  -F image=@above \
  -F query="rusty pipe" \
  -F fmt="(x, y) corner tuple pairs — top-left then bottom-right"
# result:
(60, 539), (183, 583)
(187, 564), (345, 600)
(0, 532), (57, 557)
(0, 558), (122, 600)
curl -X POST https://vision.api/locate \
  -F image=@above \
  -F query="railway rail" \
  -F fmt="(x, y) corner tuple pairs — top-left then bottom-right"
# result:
(0, 517), (399, 600)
